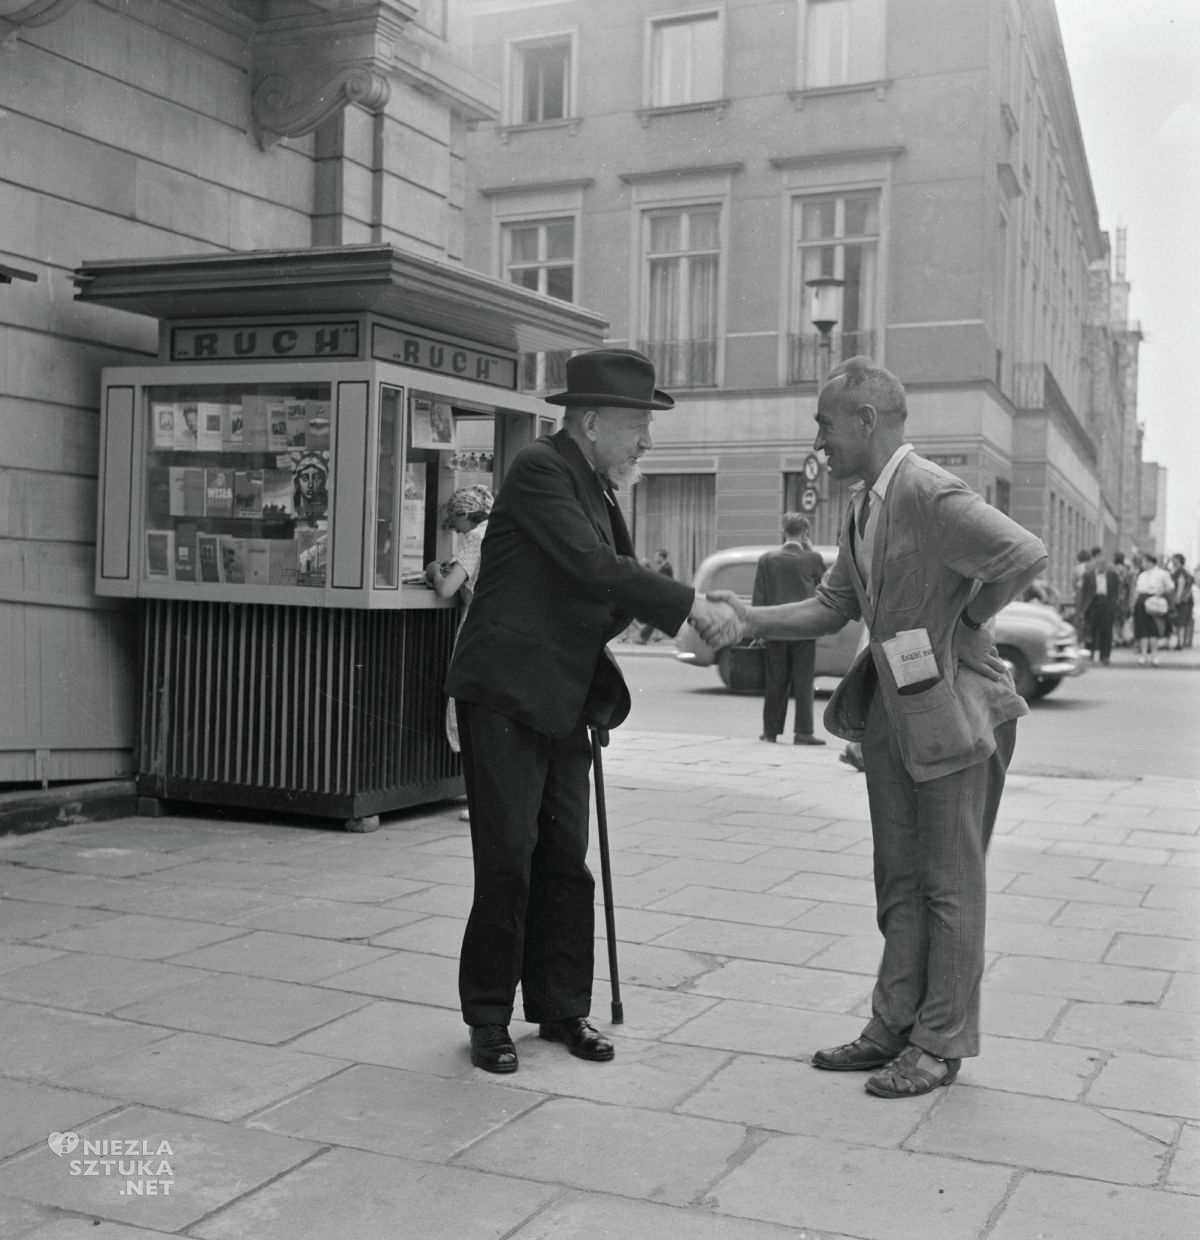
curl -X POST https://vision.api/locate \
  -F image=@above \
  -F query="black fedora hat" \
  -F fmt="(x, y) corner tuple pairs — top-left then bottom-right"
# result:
(544, 348), (675, 410)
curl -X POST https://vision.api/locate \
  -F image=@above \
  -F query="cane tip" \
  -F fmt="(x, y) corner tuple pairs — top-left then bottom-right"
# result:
(611, 1002), (624, 1024)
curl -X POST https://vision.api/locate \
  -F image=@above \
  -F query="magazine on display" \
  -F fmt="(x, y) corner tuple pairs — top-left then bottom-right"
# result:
(145, 530), (174, 580)
(143, 387), (337, 593)
(173, 403), (199, 451)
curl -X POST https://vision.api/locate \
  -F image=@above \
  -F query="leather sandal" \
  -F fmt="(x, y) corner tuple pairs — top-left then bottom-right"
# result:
(865, 1045), (959, 1098)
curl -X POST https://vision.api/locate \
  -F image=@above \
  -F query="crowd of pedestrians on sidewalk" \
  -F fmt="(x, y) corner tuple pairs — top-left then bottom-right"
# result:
(1068, 544), (1195, 666)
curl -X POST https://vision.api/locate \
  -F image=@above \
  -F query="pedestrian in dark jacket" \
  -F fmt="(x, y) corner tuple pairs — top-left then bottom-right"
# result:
(1079, 550), (1120, 664)
(752, 513), (828, 744)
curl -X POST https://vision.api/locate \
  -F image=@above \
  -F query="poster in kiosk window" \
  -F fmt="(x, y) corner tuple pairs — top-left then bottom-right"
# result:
(291, 450), (330, 523)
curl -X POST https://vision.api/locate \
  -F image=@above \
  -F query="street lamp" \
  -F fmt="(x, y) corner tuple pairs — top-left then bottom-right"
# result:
(805, 276), (845, 388)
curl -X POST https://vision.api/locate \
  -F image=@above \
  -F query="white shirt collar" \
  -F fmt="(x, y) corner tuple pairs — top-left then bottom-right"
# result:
(851, 444), (910, 601)
(868, 442), (913, 505)
(850, 442), (911, 505)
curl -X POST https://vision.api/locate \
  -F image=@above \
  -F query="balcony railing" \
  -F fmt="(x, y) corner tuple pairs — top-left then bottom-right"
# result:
(788, 330), (876, 383)
(1013, 361), (1097, 464)
(1013, 360), (1076, 417)
(639, 339), (717, 388)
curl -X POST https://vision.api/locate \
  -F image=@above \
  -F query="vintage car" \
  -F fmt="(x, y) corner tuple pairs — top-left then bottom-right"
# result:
(675, 545), (1087, 700)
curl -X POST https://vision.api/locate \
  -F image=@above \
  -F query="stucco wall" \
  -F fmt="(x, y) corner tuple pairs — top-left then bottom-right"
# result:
(0, 0), (482, 782)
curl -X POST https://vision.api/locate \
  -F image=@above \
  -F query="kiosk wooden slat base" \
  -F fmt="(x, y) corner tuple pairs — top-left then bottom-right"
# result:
(136, 600), (462, 829)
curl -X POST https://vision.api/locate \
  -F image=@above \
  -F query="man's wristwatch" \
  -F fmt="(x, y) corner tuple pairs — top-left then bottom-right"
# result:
(960, 609), (983, 631)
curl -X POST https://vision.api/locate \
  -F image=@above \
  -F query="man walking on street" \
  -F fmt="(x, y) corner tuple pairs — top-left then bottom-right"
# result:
(698, 357), (1047, 1098)
(1079, 549), (1120, 664)
(752, 513), (827, 745)
(446, 348), (735, 1075)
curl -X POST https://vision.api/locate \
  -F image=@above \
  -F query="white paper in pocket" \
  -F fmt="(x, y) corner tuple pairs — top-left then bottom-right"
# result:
(881, 627), (939, 691)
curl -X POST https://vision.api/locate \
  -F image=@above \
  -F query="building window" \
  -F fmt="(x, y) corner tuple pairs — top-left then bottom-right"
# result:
(803, 0), (885, 89)
(649, 11), (722, 108)
(640, 207), (720, 388)
(503, 218), (575, 392)
(633, 474), (716, 586)
(509, 35), (573, 124)
(789, 191), (879, 382)
(503, 218), (575, 300)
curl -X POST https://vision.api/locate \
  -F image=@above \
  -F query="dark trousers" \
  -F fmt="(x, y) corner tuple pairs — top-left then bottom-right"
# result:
(762, 639), (817, 737)
(861, 687), (1017, 1060)
(456, 700), (595, 1028)
(1085, 597), (1114, 661)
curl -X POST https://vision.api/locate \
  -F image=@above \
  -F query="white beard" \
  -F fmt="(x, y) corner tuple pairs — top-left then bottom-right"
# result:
(605, 460), (643, 492)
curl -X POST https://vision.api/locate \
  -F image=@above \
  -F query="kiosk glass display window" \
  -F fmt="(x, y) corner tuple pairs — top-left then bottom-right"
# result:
(394, 390), (497, 582)
(143, 381), (333, 589)
(375, 386), (401, 588)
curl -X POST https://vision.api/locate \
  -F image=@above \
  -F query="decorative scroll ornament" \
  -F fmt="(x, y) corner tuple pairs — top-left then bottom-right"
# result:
(0, 0), (82, 50)
(252, 64), (390, 150)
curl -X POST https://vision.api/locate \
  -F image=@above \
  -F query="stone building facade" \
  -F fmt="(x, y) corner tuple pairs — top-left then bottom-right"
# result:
(0, 0), (497, 784)
(461, 0), (1148, 588)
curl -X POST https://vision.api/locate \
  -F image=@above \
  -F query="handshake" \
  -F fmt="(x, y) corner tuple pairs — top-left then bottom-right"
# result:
(688, 591), (750, 649)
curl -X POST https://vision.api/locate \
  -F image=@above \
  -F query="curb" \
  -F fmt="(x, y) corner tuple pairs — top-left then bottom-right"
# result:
(0, 779), (139, 838)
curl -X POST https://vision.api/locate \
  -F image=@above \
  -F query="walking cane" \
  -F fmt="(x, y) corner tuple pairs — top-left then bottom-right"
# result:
(590, 726), (624, 1024)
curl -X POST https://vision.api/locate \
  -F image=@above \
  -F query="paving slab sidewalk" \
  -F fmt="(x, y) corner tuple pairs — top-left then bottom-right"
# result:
(0, 729), (1197, 1240)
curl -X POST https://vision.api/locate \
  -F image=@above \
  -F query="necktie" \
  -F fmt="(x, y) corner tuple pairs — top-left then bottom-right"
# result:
(857, 489), (871, 541)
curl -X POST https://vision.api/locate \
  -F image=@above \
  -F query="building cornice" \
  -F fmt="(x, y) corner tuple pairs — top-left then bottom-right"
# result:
(769, 146), (904, 171)
(618, 163), (744, 185)
(479, 178), (594, 198)
(788, 79), (892, 110)
(3, 1), (498, 146)
(634, 98), (730, 126)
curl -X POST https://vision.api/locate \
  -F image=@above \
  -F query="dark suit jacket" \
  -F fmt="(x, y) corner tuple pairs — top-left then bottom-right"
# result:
(1079, 567), (1120, 615)
(752, 543), (827, 613)
(446, 430), (695, 739)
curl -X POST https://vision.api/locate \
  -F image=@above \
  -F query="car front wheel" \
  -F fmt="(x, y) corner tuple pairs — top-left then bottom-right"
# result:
(998, 646), (1037, 700)
(1031, 677), (1061, 699)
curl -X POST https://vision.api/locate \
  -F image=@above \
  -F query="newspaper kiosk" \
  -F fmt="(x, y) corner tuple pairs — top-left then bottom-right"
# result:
(79, 246), (606, 828)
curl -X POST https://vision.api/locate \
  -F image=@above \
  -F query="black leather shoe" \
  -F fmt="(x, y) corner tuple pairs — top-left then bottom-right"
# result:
(793, 734), (827, 746)
(812, 1035), (896, 1071)
(470, 1024), (518, 1073)
(538, 1017), (614, 1061)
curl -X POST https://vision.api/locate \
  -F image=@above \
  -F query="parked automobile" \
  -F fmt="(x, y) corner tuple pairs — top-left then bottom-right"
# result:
(675, 545), (1087, 700)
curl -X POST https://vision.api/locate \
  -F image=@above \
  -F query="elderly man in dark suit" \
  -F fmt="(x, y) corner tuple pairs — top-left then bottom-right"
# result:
(1079, 549), (1120, 664)
(752, 512), (828, 744)
(446, 349), (735, 1074)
